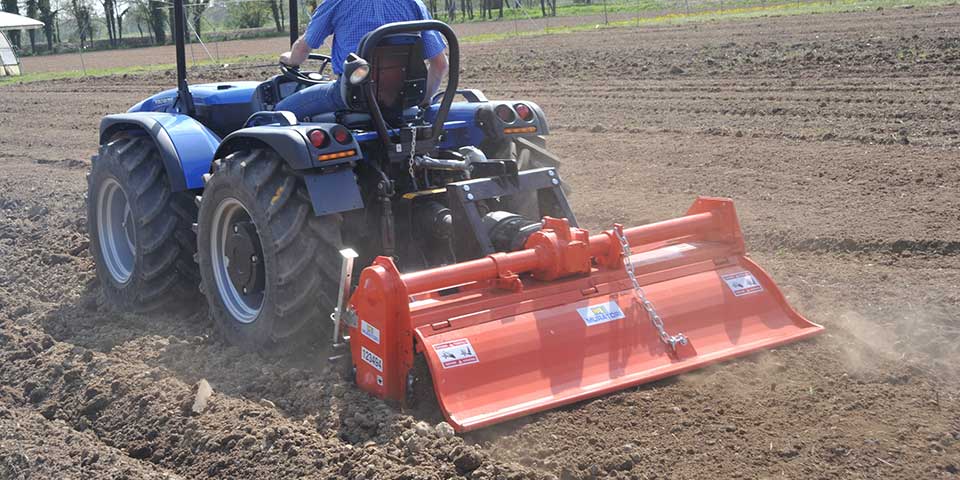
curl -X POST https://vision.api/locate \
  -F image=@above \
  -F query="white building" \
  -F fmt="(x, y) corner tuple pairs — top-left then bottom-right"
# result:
(0, 11), (44, 76)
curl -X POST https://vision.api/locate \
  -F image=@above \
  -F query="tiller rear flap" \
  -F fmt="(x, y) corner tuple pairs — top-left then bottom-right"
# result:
(346, 197), (823, 432)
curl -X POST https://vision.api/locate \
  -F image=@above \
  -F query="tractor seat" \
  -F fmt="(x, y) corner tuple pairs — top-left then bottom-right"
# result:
(338, 33), (430, 128)
(257, 32), (430, 131)
(310, 111), (374, 129)
(310, 107), (420, 130)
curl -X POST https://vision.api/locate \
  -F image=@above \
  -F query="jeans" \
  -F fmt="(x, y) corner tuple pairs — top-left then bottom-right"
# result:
(275, 78), (347, 121)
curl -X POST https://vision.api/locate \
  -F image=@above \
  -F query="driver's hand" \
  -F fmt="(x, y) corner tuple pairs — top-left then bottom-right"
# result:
(279, 51), (298, 67)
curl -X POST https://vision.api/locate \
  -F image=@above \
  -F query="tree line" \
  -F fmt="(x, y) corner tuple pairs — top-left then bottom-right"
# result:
(1, 0), (558, 55)
(423, 0), (557, 22)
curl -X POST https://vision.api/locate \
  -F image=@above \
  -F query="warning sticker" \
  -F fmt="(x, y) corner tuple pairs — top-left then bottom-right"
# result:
(360, 346), (383, 372)
(722, 271), (764, 297)
(576, 301), (626, 327)
(361, 320), (381, 344)
(433, 339), (479, 369)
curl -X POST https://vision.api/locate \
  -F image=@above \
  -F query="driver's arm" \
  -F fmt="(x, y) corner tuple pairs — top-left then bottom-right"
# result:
(425, 50), (449, 100)
(281, 0), (334, 66)
(280, 35), (313, 67)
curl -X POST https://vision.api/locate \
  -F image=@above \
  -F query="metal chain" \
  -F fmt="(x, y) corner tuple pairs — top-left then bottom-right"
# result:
(407, 127), (418, 190)
(614, 225), (688, 352)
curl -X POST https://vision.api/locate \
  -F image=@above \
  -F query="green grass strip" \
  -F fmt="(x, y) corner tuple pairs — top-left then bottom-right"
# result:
(463, 0), (955, 43)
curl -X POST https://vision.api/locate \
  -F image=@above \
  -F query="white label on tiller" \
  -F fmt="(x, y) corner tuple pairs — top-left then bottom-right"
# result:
(360, 346), (383, 372)
(577, 301), (626, 327)
(722, 271), (764, 297)
(433, 339), (479, 369)
(361, 320), (381, 344)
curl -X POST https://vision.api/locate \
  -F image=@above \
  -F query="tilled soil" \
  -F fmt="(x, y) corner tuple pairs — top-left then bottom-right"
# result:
(1, 5), (959, 479)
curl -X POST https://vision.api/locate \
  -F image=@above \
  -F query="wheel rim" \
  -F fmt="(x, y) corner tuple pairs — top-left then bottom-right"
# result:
(210, 197), (265, 324)
(97, 178), (136, 284)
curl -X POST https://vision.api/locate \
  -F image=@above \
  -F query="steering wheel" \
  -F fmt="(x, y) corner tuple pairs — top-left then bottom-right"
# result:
(280, 53), (332, 86)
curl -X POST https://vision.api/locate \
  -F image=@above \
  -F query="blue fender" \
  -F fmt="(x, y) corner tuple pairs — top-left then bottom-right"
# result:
(214, 126), (315, 171)
(214, 124), (364, 217)
(99, 112), (221, 191)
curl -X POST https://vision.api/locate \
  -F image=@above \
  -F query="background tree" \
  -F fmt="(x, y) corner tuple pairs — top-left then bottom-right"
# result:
(445, 0), (455, 21)
(167, 2), (174, 42)
(226, 1), (268, 29)
(100, 0), (118, 46)
(52, 0), (66, 42)
(190, 0), (209, 37)
(69, 0), (95, 47)
(25, 0), (39, 51)
(1, 0), (21, 48)
(268, 0), (282, 31)
(38, 0), (56, 49)
(480, 0), (502, 19)
(116, 4), (129, 41)
(147, 0), (166, 43)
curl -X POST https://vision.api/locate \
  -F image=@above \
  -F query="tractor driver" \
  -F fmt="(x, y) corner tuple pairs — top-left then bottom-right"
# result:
(276, 0), (449, 119)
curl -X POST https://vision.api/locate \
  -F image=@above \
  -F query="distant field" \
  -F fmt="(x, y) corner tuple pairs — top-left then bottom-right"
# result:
(15, 0), (954, 79)
(19, 11), (638, 75)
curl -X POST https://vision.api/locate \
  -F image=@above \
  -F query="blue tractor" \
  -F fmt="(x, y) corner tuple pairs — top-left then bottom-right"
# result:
(87, 0), (568, 348)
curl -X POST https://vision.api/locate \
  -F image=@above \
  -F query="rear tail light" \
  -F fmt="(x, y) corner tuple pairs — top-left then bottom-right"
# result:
(514, 103), (534, 122)
(331, 126), (352, 145)
(308, 129), (329, 148)
(495, 104), (516, 123)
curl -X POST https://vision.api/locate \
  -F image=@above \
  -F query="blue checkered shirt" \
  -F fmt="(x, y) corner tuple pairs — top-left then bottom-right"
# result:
(304, 0), (447, 75)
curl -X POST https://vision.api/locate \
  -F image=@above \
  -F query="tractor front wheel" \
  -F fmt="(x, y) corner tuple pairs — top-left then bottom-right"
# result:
(196, 148), (343, 350)
(87, 135), (200, 312)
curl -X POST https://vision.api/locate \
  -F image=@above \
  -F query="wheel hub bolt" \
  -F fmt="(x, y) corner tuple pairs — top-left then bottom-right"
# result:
(233, 225), (239, 233)
(251, 255), (258, 263)
(242, 287), (248, 294)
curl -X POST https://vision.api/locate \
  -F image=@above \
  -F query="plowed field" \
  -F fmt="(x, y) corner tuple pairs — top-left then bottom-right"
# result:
(1, 5), (958, 479)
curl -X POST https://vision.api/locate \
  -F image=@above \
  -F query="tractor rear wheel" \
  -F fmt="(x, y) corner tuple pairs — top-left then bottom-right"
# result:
(86, 135), (200, 311)
(196, 148), (343, 350)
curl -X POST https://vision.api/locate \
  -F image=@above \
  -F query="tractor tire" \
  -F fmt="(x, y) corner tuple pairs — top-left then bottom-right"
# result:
(86, 135), (200, 312)
(196, 148), (343, 350)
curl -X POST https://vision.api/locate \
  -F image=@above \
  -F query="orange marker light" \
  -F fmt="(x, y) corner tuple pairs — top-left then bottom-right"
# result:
(317, 150), (357, 161)
(504, 126), (537, 134)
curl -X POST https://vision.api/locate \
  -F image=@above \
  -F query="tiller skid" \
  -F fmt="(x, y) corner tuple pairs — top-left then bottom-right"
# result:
(345, 197), (823, 432)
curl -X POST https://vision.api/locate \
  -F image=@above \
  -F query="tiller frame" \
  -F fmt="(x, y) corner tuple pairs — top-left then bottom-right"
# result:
(344, 196), (823, 432)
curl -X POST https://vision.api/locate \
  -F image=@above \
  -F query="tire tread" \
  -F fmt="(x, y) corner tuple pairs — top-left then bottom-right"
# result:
(87, 135), (200, 313)
(198, 148), (342, 349)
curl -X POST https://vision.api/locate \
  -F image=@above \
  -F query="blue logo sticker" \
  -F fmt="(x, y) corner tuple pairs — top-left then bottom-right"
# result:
(577, 301), (626, 326)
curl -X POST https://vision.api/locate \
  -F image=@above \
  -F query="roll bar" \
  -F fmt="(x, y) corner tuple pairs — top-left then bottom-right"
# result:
(173, 0), (458, 144)
(173, 0), (195, 116)
(173, 0), (300, 117)
(356, 20), (460, 145)
(289, 0), (299, 45)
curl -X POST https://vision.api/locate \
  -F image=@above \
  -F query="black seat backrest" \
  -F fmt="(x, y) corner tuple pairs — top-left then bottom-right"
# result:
(343, 33), (428, 126)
